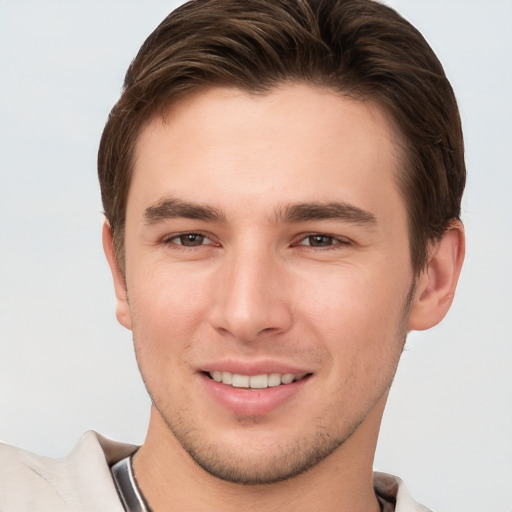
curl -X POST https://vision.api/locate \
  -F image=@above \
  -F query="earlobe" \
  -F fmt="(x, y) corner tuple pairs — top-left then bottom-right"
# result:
(102, 220), (133, 331)
(408, 221), (465, 331)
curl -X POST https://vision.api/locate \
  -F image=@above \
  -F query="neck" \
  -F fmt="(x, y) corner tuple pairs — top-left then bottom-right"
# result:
(133, 397), (386, 512)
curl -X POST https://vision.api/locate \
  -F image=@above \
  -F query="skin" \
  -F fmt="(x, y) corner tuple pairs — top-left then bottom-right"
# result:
(103, 84), (464, 511)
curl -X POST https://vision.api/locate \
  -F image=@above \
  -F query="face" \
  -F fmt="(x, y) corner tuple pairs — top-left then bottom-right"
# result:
(116, 84), (416, 484)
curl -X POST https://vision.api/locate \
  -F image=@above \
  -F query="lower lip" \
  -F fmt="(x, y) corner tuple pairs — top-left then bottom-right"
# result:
(201, 373), (310, 417)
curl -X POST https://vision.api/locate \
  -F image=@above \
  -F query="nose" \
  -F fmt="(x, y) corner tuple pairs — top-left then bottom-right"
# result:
(208, 245), (293, 342)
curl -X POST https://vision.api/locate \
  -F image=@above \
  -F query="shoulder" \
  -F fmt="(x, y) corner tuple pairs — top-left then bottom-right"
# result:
(0, 431), (137, 512)
(374, 472), (433, 512)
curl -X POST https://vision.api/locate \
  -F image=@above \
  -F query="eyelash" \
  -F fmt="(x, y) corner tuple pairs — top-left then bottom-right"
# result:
(162, 232), (216, 248)
(295, 234), (351, 249)
(162, 232), (351, 250)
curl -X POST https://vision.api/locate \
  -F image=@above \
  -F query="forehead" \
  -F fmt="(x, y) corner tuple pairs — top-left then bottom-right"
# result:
(129, 84), (406, 223)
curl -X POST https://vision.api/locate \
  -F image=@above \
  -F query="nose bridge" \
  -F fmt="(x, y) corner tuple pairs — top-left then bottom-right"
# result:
(210, 239), (291, 341)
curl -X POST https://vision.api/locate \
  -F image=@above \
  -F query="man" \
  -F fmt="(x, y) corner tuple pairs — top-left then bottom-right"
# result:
(0, 0), (465, 510)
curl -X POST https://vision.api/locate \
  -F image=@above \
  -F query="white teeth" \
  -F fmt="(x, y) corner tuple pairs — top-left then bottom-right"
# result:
(208, 371), (306, 389)
(232, 374), (249, 388)
(281, 373), (295, 384)
(268, 373), (281, 387)
(221, 372), (232, 385)
(249, 374), (268, 389)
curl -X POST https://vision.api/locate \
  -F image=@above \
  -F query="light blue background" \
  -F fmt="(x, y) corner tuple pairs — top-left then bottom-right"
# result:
(1, 2), (511, 511)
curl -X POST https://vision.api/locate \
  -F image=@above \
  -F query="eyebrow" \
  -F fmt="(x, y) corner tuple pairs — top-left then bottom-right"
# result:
(144, 197), (376, 227)
(278, 201), (377, 226)
(144, 198), (226, 224)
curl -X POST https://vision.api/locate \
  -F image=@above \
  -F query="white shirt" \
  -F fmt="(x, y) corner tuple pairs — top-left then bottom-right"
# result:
(0, 431), (432, 511)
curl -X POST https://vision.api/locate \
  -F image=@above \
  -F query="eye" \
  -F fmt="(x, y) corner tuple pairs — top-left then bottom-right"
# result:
(297, 234), (348, 248)
(166, 233), (212, 247)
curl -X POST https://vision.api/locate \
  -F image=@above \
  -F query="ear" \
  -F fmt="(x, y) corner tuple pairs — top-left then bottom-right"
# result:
(102, 220), (132, 330)
(408, 221), (465, 331)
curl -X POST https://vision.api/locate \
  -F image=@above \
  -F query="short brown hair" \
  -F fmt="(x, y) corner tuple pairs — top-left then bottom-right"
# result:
(98, 0), (465, 273)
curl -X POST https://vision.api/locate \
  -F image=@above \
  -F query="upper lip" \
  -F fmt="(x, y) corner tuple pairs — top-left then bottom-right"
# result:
(200, 359), (312, 376)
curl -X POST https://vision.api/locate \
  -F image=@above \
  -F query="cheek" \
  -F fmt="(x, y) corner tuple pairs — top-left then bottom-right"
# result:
(126, 268), (213, 371)
(298, 266), (410, 368)
(300, 264), (406, 325)
(129, 263), (212, 322)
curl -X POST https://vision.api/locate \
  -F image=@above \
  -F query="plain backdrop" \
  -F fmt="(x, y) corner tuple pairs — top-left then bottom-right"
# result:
(0, 2), (511, 511)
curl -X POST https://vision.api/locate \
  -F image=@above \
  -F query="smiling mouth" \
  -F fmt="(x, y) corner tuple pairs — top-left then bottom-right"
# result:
(207, 371), (308, 389)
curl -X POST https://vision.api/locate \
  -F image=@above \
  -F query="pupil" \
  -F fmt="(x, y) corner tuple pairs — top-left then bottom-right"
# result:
(311, 235), (331, 246)
(181, 234), (203, 246)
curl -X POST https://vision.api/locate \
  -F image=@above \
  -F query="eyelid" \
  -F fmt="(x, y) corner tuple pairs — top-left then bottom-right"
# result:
(160, 231), (351, 248)
(294, 232), (352, 246)
(162, 231), (219, 247)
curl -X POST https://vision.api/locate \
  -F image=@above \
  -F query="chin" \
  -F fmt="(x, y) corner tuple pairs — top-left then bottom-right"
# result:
(185, 439), (344, 485)
(156, 404), (357, 485)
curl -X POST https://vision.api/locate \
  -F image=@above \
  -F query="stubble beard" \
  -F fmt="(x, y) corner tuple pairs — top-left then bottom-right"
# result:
(152, 400), (365, 485)
(136, 282), (415, 486)
(147, 333), (406, 487)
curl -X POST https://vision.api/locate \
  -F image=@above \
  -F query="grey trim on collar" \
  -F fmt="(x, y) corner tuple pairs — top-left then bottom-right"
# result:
(111, 455), (151, 512)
